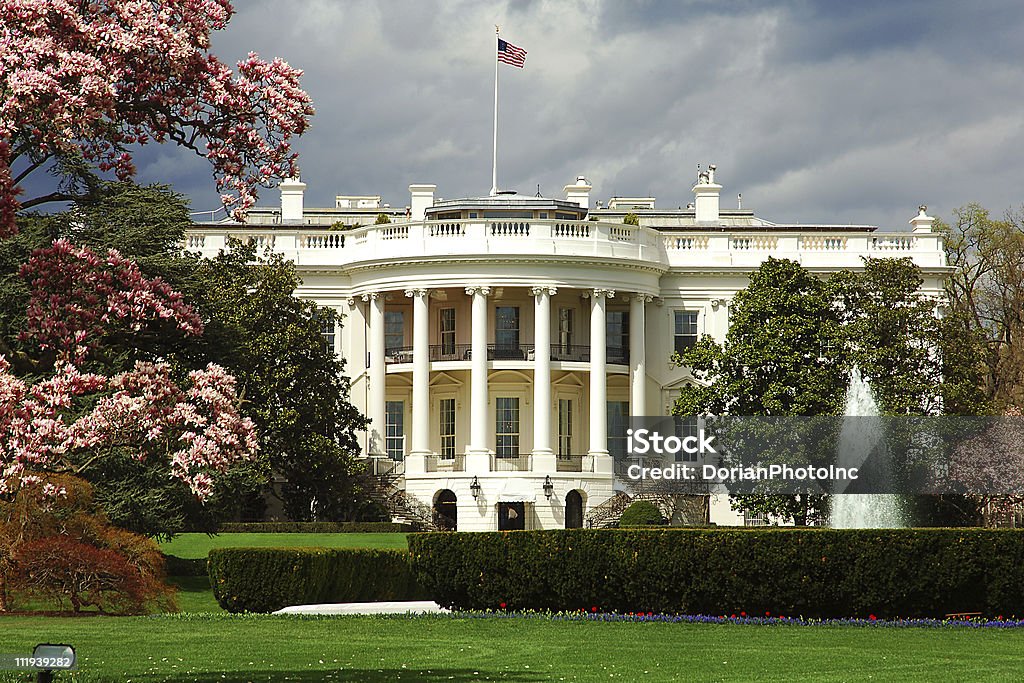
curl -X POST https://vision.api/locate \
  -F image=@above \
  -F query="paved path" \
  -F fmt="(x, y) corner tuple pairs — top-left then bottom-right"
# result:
(273, 600), (450, 615)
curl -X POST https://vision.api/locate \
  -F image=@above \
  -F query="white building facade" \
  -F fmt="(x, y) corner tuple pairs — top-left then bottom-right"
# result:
(186, 168), (947, 530)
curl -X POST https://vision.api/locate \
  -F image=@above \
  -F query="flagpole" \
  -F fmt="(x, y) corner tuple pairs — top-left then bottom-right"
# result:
(490, 25), (499, 196)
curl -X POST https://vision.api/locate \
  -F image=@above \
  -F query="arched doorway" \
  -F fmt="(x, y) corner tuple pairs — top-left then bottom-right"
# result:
(565, 490), (584, 529)
(434, 489), (457, 531)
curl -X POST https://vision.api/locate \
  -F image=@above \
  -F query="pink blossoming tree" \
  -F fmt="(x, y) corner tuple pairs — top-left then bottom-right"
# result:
(0, 2), (312, 499)
(0, 0), (314, 235)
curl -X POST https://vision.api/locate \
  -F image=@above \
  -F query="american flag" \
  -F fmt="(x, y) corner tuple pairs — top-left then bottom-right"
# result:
(498, 39), (527, 68)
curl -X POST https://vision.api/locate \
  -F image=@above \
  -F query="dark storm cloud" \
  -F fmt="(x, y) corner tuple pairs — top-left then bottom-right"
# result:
(133, 0), (1024, 229)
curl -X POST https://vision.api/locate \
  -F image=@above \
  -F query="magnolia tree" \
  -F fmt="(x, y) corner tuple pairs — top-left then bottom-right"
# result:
(947, 407), (1024, 526)
(0, 2), (313, 499)
(0, 0), (314, 235)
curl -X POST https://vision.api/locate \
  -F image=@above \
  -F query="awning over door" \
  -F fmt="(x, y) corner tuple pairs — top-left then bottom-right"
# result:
(497, 481), (536, 503)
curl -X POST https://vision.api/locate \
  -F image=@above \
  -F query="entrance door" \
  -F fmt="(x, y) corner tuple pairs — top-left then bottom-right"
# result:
(565, 490), (584, 528)
(434, 489), (457, 531)
(498, 502), (526, 530)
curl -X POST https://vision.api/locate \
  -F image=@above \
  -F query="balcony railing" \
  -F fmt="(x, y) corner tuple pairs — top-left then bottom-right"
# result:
(425, 455), (466, 472)
(491, 454), (531, 471)
(384, 343), (629, 365)
(556, 454), (588, 472)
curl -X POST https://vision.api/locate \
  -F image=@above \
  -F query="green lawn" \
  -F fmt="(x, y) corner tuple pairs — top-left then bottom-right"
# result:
(1, 613), (1023, 682)
(159, 532), (408, 559)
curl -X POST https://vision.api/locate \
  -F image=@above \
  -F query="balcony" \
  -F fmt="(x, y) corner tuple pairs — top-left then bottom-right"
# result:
(556, 454), (588, 472)
(185, 219), (947, 273)
(383, 343), (630, 365)
(491, 454), (532, 472)
(425, 455), (466, 472)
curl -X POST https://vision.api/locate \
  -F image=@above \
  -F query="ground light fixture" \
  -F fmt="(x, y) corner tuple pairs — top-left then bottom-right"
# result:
(543, 475), (554, 499)
(470, 476), (481, 499)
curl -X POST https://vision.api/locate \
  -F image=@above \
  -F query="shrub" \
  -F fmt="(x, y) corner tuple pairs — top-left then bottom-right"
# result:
(623, 212), (639, 226)
(216, 521), (413, 533)
(408, 529), (1024, 619)
(208, 547), (426, 613)
(12, 536), (172, 614)
(374, 213), (391, 224)
(618, 501), (665, 527)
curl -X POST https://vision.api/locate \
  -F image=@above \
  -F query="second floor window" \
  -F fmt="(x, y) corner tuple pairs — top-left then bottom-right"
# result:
(385, 310), (405, 352)
(606, 310), (629, 363)
(439, 308), (456, 355)
(495, 306), (520, 349)
(320, 317), (336, 356)
(558, 307), (574, 350)
(674, 310), (698, 354)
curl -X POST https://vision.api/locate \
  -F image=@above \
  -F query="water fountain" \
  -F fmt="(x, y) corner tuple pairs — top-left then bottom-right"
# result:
(830, 367), (906, 528)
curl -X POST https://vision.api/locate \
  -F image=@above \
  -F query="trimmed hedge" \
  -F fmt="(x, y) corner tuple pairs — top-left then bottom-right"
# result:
(408, 529), (1024, 619)
(217, 522), (414, 533)
(208, 547), (426, 613)
(618, 501), (665, 527)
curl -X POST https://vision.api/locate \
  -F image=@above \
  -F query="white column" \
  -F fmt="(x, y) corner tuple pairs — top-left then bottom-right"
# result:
(406, 288), (430, 472)
(531, 286), (556, 471)
(363, 292), (386, 456)
(588, 289), (614, 472)
(466, 286), (492, 471)
(629, 294), (650, 417)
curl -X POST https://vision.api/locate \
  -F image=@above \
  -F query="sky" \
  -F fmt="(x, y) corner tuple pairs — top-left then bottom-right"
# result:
(134, 0), (1024, 230)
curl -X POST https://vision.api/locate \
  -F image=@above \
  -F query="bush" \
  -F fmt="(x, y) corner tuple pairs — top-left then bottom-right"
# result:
(208, 547), (426, 613)
(12, 536), (173, 614)
(408, 529), (1024, 619)
(618, 501), (665, 527)
(216, 522), (413, 533)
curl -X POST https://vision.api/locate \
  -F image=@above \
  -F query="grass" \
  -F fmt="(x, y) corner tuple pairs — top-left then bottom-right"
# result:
(1, 612), (1024, 682)
(159, 532), (408, 559)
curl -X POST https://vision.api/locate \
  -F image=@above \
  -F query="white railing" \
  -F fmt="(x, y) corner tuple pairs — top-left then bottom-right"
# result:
(183, 220), (946, 271)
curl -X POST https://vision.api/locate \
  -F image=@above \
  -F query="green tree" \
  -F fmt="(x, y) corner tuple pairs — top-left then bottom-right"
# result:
(675, 257), (988, 525)
(195, 242), (371, 521)
(938, 204), (1024, 408)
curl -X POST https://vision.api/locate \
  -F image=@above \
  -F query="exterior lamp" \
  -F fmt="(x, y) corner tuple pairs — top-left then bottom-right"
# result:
(470, 476), (481, 499)
(543, 475), (554, 499)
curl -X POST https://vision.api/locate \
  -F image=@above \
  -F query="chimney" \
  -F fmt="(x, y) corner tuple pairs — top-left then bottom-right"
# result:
(564, 175), (592, 210)
(692, 164), (722, 223)
(409, 184), (436, 221)
(909, 205), (935, 233)
(279, 177), (306, 222)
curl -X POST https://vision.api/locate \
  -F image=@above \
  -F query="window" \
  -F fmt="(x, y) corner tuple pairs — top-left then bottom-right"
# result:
(558, 307), (574, 352)
(607, 401), (629, 460)
(385, 310), (405, 352)
(495, 306), (520, 350)
(319, 314), (336, 356)
(495, 397), (520, 458)
(439, 398), (456, 459)
(674, 310), (698, 354)
(439, 308), (456, 355)
(675, 416), (699, 462)
(385, 401), (405, 461)
(606, 310), (629, 363)
(558, 399), (573, 456)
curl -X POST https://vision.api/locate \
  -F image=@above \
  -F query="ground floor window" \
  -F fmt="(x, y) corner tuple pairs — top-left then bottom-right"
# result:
(439, 397), (456, 458)
(607, 401), (629, 459)
(558, 399), (573, 455)
(385, 400), (405, 461)
(496, 397), (520, 458)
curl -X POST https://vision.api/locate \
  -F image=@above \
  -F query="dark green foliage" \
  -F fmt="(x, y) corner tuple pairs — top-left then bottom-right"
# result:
(163, 555), (208, 577)
(217, 522), (413, 533)
(409, 529), (1024, 618)
(622, 213), (639, 226)
(208, 547), (426, 613)
(617, 501), (664, 527)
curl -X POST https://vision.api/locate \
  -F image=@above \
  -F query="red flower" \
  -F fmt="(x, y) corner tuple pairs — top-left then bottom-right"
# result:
(499, 602), (507, 609)
(765, 611), (771, 617)
(591, 606), (598, 613)
(869, 614), (877, 621)
(740, 611), (747, 617)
